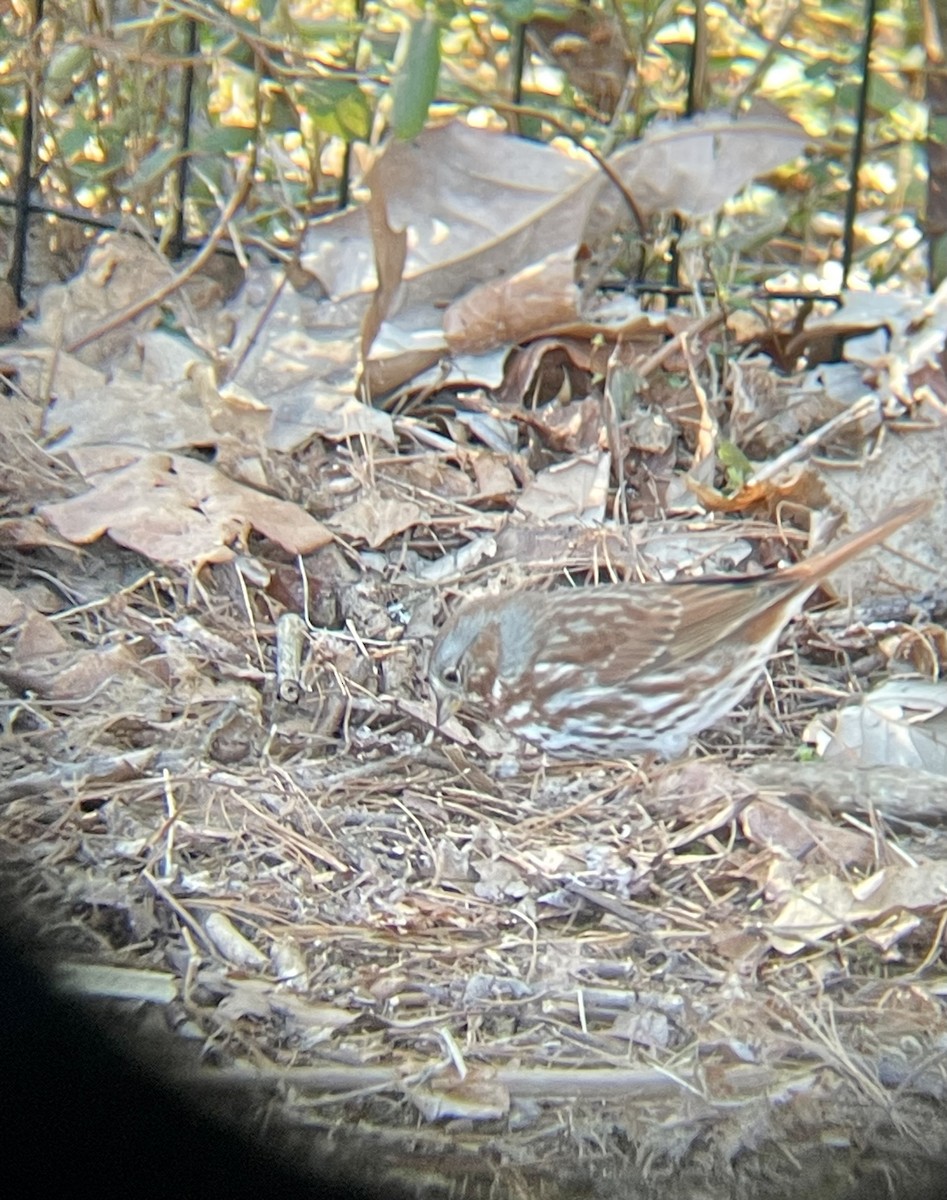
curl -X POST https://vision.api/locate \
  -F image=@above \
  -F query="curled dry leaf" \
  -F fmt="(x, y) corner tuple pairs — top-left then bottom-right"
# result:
(443, 247), (582, 354)
(204, 912), (269, 970)
(767, 861), (947, 956)
(0, 611), (161, 702)
(414, 532), (499, 584)
(520, 395), (606, 455)
(740, 799), (873, 870)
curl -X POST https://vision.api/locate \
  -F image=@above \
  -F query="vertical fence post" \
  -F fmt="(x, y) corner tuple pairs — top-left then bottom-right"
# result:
(8, 0), (44, 307)
(840, 0), (878, 286)
(168, 17), (199, 261)
(925, 4), (947, 287)
(339, 0), (367, 211)
(667, 0), (707, 291)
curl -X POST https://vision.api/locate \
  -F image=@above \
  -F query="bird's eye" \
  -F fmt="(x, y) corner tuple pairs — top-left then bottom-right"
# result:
(441, 666), (461, 687)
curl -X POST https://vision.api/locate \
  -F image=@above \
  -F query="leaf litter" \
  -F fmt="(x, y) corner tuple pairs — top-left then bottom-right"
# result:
(2, 114), (947, 1197)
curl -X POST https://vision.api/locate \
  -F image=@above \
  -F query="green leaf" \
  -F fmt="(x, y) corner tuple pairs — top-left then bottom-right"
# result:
(59, 116), (99, 162)
(497, 0), (535, 22)
(390, 13), (441, 140)
(717, 440), (753, 492)
(218, 38), (256, 70)
(804, 59), (837, 82)
(267, 87), (300, 135)
(46, 44), (94, 102)
(299, 78), (371, 141)
(121, 145), (182, 193)
(867, 72), (904, 117)
(194, 125), (255, 155)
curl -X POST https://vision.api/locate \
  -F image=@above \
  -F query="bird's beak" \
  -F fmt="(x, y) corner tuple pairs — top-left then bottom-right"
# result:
(434, 690), (460, 729)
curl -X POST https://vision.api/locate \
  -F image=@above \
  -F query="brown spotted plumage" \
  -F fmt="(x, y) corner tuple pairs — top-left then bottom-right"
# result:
(429, 499), (928, 760)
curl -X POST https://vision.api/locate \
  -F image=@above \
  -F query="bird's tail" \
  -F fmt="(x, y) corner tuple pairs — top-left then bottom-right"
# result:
(778, 495), (931, 586)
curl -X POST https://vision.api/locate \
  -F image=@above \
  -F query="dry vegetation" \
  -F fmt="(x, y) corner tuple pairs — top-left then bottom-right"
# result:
(2, 3), (947, 1198)
(1, 216), (946, 1199)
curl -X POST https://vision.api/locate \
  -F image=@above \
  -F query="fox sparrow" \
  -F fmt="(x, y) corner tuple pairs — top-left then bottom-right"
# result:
(430, 498), (928, 760)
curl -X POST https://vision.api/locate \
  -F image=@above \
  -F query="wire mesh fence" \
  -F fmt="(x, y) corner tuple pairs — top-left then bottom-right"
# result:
(0, 1), (934, 314)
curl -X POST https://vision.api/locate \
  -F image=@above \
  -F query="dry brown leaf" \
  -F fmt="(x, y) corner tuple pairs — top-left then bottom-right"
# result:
(40, 360), (216, 452)
(368, 123), (595, 308)
(40, 450), (331, 568)
(0, 610), (153, 701)
(296, 122), (597, 374)
(685, 467), (825, 514)
(396, 458), (476, 499)
(469, 452), (517, 500)
(807, 679), (947, 773)
(604, 108), (809, 219)
(740, 799), (873, 869)
(516, 450), (611, 523)
(408, 1075), (511, 1123)
(609, 1009), (671, 1051)
(768, 861), (947, 955)
(0, 515), (81, 553)
(0, 584), (29, 627)
(520, 396), (605, 454)
(328, 495), (426, 547)
(223, 258), (394, 452)
(497, 336), (606, 407)
(360, 179), (409, 364)
(443, 247), (582, 354)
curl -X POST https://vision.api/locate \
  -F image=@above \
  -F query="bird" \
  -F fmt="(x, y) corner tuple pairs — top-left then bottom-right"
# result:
(429, 498), (929, 761)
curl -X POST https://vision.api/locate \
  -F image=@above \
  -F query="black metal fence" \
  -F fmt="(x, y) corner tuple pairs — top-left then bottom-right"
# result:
(0, 0), (930, 313)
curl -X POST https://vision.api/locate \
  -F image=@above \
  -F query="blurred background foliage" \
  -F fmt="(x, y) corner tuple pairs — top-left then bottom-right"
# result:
(0, 0), (936, 292)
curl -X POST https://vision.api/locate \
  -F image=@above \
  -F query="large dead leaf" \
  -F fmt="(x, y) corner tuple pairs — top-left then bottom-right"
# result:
(12, 117), (807, 460)
(40, 448), (331, 568)
(603, 108), (808, 219)
(224, 259), (395, 451)
(5, 343), (218, 453)
(806, 679), (947, 773)
(29, 232), (173, 364)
